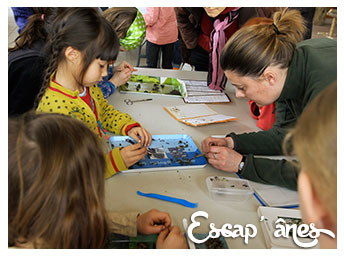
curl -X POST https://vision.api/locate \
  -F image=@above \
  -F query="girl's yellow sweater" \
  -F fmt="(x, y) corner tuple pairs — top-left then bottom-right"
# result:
(37, 74), (140, 178)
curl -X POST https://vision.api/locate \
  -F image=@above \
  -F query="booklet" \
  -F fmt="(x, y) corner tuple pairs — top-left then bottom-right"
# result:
(257, 206), (318, 249)
(181, 80), (231, 104)
(164, 104), (237, 126)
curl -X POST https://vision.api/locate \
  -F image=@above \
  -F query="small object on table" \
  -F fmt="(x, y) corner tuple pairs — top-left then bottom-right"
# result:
(109, 134), (207, 173)
(124, 98), (152, 105)
(137, 191), (198, 208)
(183, 218), (196, 249)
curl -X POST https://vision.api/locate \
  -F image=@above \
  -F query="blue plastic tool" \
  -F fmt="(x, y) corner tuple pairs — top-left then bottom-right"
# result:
(137, 191), (198, 208)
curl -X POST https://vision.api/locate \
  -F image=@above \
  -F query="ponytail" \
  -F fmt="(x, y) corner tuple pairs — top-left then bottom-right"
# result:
(9, 13), (45, 52)
(220, 8), (306, 77)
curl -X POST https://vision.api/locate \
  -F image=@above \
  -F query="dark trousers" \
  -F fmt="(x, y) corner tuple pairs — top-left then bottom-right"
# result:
(290, 7), (316, 39)
(146, 41), (175, 69)
(190, 44), (209, 71)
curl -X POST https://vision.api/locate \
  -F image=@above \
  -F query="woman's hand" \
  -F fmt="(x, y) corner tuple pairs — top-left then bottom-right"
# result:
(156, 226), (188, 249)
(205, 145), (243, 173)
(137, 209), (171, 234)
(119, 143), (147, 168)
(127, 127), (152, 147)
(201, 136), (234, 153)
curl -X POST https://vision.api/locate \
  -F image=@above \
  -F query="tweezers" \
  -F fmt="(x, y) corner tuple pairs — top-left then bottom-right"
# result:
(137, 191), (198, 208)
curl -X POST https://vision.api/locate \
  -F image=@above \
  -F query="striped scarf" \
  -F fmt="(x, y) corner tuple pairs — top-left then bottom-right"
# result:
(208, 8), (240, 90)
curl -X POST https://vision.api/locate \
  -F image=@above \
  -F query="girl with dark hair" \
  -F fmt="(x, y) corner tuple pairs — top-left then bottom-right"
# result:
(201, 8), (337, 190)
(8, 112), (187, 249)
(8, 7), (61, 116)
(36, 8), (151, 179)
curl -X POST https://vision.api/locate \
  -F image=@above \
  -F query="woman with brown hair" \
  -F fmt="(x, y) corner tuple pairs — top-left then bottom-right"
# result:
(8, 112), (187, 248)
(201, 8), (337, 190)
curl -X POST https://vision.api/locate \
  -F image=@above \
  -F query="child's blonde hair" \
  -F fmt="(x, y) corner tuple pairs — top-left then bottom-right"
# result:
(102, 7), (137, 39)
(220, 8), (306, 76)
(285, 82), (337, 220)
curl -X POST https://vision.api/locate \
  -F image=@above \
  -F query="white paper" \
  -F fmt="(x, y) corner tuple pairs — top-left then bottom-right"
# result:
(181, 80), (230, 103)
(257, 206), (317, 249)
(183, 114), (237, 126)
(184, 94), (230, 103)
(165, 104), (218, 120)
(250, 181), (299, 207)
(182, 80), (208, 87)
(164, 104), (237, 126)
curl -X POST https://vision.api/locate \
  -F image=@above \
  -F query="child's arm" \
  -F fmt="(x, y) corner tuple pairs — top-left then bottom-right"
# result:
(109, 61), (137, 88)
(109, 68), (132, 88)
(91, 85), (141, 135)
(105, 144), (147, 178)
(107, 211), (139, 237)
(97, 66), (116, 98)
(127, 127), (152, 147)
(114, 61), (136, 72)
(105, 147), (127, 178)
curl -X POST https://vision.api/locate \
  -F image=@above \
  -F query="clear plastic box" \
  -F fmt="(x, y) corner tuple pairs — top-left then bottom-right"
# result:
(206, 176), (254, 202)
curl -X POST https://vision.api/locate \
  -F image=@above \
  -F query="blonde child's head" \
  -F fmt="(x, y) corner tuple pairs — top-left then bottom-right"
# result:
(37, 7), (119, 103)
(284, 81), (337, 248)
(8, 112), (108, 248)
(102, 7), (146, 51)
(102, 7), (137, 39)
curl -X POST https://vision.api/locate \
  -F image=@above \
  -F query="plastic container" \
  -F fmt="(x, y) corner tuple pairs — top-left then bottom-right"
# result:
(206, 176), (254, 202)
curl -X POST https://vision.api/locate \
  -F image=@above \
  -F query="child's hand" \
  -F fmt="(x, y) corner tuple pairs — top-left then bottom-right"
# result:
(109, 68), (132, 88)
(127, 127), (152, 147)
(115, 61), (137, 72)
(156, 226), (188, 249)
(120, 143), (147, 168)
(137, 209), (171, 235)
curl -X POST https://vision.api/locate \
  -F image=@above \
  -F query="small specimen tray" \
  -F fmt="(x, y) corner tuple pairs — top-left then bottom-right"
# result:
(119, 75), (187, 97)
(109, 134), (207, 173)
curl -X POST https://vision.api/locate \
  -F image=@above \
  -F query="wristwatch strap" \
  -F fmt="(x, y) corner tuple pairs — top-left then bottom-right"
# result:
(238, 155), (246, 175)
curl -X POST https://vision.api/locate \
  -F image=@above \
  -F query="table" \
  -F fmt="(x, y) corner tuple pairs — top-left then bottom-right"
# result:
(104, 68), (266, 248)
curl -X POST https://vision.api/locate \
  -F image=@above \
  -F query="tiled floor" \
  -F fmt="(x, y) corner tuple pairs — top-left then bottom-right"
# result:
(8, 7), (336, 68)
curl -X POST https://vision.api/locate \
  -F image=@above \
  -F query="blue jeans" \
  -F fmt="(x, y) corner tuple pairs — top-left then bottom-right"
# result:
(146, 41), (175, 69)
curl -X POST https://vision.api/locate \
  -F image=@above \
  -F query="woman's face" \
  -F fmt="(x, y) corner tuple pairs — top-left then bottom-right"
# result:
(203, 7), (226, 18)
(224, 70), (282, 106)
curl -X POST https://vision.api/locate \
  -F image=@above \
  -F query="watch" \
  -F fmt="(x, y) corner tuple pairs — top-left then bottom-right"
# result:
(238, 155), (246, 174)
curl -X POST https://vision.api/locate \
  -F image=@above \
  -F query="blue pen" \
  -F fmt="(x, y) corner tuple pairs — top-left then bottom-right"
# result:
(235, 173), (298, 208)
(252, 192), (266, 207)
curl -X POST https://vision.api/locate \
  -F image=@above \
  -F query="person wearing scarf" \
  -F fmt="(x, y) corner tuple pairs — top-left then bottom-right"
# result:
(175, 7), (279, 89)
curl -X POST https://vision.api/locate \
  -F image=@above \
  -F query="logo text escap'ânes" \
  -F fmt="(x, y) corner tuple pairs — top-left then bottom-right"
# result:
(187, 211), (335, 248)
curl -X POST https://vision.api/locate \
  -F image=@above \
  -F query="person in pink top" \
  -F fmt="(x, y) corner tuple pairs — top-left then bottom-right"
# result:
(144, 7), (178, 69)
